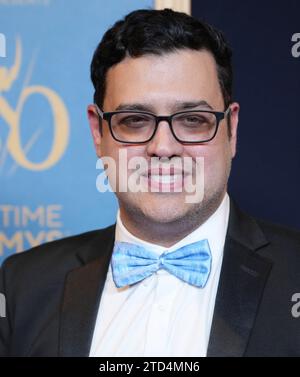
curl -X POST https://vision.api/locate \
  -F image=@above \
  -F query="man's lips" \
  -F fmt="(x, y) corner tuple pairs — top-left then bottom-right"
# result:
(146, 174), (183, 184)
(141, 167), (191, 177)
(139, 168), (191, 189)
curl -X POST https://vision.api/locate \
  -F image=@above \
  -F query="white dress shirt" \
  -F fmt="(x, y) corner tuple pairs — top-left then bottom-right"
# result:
(89, 193), (230, 357)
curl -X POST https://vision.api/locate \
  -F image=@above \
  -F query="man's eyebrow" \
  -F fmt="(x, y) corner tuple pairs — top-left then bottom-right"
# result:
(114, 100), (213, 113)
(173, 100), (214, 111)
(114, 103), (155, 112)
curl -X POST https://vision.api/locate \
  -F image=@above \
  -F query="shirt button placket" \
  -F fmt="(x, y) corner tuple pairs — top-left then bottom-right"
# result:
(143, 273), (172, 356)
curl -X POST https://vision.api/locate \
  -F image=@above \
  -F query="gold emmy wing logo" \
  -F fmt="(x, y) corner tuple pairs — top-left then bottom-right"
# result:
(0, 37), (69, 171)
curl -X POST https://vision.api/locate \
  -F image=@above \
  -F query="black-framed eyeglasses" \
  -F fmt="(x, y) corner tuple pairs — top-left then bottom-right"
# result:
(95, 104), (231, 144)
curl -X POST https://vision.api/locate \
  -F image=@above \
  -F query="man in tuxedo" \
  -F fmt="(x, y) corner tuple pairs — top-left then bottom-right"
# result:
(1, 8), (300, 357)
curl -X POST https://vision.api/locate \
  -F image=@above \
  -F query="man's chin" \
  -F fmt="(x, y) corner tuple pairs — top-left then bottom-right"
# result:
(139, 202), (193, 224)
(118, 191), (201, 224)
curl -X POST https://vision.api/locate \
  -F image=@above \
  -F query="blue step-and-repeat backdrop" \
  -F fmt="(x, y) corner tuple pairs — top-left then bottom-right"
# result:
(1, 0), (299, 264)
(0, 0), (152, 263)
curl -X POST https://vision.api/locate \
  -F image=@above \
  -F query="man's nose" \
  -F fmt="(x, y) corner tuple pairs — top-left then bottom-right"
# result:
(146, 120), (184, 158)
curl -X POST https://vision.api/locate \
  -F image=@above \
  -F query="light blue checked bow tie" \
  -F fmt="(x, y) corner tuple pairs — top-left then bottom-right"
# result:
(111, 240), (212, 288)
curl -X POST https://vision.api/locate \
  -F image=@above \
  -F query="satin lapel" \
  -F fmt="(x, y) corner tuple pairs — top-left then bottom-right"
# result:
(207, 201), (273, 357)
(59, 226), (115, 357)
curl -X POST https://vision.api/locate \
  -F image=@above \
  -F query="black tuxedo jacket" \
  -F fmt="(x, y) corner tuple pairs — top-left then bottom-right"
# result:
(1, 200), (300, 357)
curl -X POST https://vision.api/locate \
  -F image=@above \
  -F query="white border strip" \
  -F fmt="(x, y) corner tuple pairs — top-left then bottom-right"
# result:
(154, 0), (191, 15)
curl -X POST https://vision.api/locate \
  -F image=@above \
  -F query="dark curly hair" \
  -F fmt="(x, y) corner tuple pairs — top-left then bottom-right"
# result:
(91, 8), (233, 109)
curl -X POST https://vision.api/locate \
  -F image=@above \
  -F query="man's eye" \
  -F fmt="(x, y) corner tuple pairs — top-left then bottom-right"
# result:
(186, 116), (204, 123)
(179, 115), (208, 125)
(124, 116), (145, 123)
(120, 116), (151, 127)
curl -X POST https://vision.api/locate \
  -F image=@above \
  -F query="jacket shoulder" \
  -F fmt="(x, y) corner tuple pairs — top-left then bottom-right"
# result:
(1, 225), (115, 284)
(255, 218), (300, 247)
(229, 198), (300, 249)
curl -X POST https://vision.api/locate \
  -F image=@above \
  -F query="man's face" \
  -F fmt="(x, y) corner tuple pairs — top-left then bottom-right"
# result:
(88, 49), (239, 229)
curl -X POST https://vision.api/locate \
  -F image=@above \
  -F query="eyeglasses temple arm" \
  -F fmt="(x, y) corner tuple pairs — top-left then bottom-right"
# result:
(94, 104), (104, 118)
(224, 106), (231, 118)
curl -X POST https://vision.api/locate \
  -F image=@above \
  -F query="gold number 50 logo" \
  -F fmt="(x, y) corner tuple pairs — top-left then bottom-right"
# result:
(0, 38), (69, 171)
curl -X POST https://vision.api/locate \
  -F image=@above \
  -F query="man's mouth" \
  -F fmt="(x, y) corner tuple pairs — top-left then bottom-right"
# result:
(147, 174), (183, 184)
(141, 168), (188, 192)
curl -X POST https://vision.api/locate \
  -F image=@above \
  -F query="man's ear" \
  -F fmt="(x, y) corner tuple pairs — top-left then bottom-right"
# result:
(87, 104), (102, 157)
(228, 102), (239, 158)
